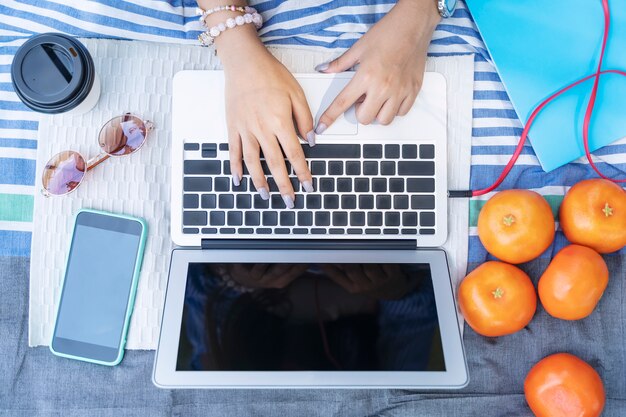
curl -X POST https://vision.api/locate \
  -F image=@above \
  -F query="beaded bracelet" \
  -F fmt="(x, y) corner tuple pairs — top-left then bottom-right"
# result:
(198, 10), (263, 46)
(196, 5), (254, 24)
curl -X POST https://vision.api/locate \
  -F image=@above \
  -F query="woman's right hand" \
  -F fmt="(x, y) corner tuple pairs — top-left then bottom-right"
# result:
(214, 23), (315, 208)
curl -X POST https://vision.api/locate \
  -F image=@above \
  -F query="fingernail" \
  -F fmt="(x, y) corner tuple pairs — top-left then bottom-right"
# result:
(306, 130), (316, 147)
(315, 123), (327, 135)
(232, 174), (240, 187)
(282, 195), (295, 209)
(315, 62), (329, 72)
(302, 180), (314, 193)
(258, 187), (270, 200)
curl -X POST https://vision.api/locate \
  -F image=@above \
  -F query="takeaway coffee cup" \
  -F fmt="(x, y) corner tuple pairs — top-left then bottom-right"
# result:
(11, 33), (100, 115)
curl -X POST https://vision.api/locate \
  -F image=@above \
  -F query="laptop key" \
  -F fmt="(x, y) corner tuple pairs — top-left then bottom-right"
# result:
(184, 177), (212, 192)
(290, 177), (300, 192)
(402, 212), (418, 226)
(347, 228), (363, 234)
(354, 178), (370, 193)
(253, 194), (270, 209)
(183, 194), (199, 208)
(183, 227), (199, 234)
(184, 143), (200, 151)
(294, 195), (305, 209)
(232, 179), (248, 192)
(315, 212), (331, 226)
(245, 211), (260, 226)
(407, 178), (435, 193)
(263, 211), (278, 226)
(381, 161), (395, 176)
(219, 143), (229, 151)
(389, 178), (404, 193)
(227, 211), (243, 226)
(320, 178), (335, 192)
(328, 161), (343, 175)
(346, 161), (361, 175)
(215, 177), (230, 192)
(341, 195), (357, 209)
(376, 195), (392, 209)
(336, 178), (352, 192)
(329, 228), (344, 235)
(184, 160), (220, 175)
(256, 228), (272, 234)
(420, 144), (435, 159)
(324, 195), (340, 209)
(236, 194), (251, 209)
(372, 178), (386, 193)
(363, 161), (378, 175)
(402, 144), (418, 159)
(332, 211), (348, 226)
(365, 228), (381, 235)
(201, 228), (218, 234)
(202, 143), (217, 158)
(359, 195), (374, 209)
(223, 160), (231, 175)
(398, 161), (435, 176)
(267, 177), (279, 192)
(385, 144), (400, 159)
(209, 211), (225, 226)
(219, 194), (234, 208)
(306, 194), (322, 209)
(201, 194), (216, 209)
(411, 195), (435, 209)
(183, 211), (206, 226)
(238, 228), (254, 234)
(310, 161), (326, 175)
(385, 212), (401, 226)
(220, 228), (236, 234)
(302, 144), (361, 159)
(401, 228), (417, 235)
(350, 211), (366, 226)
(363, 144), (383, 158)
(394, 195), (409, 209)
(368, 212), (383, 226)
(280, 211), (296, 226)
(293, 228), (308, 234)
(420, 211), (436, 227)
(271, 194), (284, 208)
(311, 228), (327, 234)
(420, 228), (436, 235)
(275, 228), (290, 234)
(298, 211), (313, 226)
(383, 229), (399, 235)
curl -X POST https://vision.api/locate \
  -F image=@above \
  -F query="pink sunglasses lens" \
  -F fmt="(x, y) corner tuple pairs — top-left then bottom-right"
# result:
(98, 115), (147, 156)
(42, 151), (86, 195)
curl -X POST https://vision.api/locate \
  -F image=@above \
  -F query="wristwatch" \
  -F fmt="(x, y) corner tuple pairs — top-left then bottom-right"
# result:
(437, 0), (458, 18)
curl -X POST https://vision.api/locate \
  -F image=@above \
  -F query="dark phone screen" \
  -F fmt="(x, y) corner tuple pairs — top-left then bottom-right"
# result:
(176, 263), (445, 372)
(51, 211), (143, 362)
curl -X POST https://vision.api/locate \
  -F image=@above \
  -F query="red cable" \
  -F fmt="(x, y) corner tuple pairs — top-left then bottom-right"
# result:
(472, 0), (625, 197)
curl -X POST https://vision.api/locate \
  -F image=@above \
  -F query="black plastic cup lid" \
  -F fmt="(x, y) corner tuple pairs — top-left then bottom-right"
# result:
(11, 33), (95, 114)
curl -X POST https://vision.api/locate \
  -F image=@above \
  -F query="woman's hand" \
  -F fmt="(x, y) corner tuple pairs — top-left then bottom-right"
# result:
(315, 0), (440, 132)
(213, 22), (315, 208)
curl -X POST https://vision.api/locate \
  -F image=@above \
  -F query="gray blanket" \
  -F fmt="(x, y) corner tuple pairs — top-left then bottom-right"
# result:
(2, 255), (625, 416)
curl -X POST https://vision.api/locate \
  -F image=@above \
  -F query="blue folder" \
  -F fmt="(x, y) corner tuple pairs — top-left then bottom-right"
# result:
(465, 0), (626, 172)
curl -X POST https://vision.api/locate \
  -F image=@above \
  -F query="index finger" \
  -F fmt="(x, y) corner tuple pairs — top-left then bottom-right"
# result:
(315, 78), (363, 134)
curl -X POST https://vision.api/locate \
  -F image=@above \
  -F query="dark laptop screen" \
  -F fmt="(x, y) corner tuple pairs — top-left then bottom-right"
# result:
(176, 263), (445, 372)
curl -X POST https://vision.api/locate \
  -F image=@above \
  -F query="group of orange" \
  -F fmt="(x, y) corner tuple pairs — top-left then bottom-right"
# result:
(458, 179), (626, 417)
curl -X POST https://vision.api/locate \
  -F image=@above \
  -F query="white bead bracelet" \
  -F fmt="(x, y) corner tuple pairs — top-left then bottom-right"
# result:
(198, 11), (263, 46)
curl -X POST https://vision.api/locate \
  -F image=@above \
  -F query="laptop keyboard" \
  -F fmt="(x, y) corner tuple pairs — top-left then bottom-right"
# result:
(181, 142), (437, 236)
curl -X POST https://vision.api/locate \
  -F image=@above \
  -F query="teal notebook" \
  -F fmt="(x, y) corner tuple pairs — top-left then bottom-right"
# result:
(465, 0), (626, 172)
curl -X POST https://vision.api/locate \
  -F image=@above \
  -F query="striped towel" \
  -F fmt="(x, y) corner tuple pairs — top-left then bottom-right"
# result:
(0, 0), (624, 262)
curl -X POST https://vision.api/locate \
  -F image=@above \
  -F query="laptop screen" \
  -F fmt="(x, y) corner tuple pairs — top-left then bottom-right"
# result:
(175, 263), (445, 372)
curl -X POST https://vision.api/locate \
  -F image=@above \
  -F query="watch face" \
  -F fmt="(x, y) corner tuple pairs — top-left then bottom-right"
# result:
(446, 0), (458, 15)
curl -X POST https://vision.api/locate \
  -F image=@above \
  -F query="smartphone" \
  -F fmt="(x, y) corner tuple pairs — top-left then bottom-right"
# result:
(50, 209), (147, 366)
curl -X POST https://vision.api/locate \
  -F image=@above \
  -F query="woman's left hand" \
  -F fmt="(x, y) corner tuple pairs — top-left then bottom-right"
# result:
(315, 0), (440, 131)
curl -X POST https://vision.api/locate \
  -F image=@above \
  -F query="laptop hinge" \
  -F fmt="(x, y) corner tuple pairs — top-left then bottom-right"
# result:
(200, 239), (417, 250)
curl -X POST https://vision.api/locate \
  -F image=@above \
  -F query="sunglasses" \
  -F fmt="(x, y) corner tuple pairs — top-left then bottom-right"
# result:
(42, 113), (154, 197)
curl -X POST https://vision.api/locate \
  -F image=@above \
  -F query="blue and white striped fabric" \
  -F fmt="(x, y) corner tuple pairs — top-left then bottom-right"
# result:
(0, 0), (624, 262)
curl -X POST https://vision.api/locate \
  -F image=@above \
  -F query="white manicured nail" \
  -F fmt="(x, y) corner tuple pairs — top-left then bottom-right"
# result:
(282, 195), (295, 209)
(315, 123), (327, 135)
(315, 62), (329, 72)
(258, 187), (270, 200)
(306, 130), (316, 147)
(302, 180), (314, 193)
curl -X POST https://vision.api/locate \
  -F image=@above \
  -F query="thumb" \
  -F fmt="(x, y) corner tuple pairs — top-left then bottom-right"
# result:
(315, 48), (359, 73)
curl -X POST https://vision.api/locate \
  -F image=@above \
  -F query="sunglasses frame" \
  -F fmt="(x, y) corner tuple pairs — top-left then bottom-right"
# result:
(41, 113), (154, 197)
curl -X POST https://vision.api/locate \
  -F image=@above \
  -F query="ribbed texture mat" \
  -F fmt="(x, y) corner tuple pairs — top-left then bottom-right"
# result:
(29, 38), (473, 349)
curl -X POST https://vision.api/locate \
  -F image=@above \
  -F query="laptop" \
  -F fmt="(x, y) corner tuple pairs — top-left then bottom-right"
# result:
(153, 71), (468, 388)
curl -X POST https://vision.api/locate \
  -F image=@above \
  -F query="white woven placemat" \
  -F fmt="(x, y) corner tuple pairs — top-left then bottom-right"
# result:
(29, 38), (473, 349)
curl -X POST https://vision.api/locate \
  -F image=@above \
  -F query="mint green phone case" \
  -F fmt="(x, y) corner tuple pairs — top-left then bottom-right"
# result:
(49, 208), (148, 366)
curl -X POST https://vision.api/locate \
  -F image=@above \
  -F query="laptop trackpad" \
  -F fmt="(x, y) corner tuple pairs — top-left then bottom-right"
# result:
(299, 75), (358, 136)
